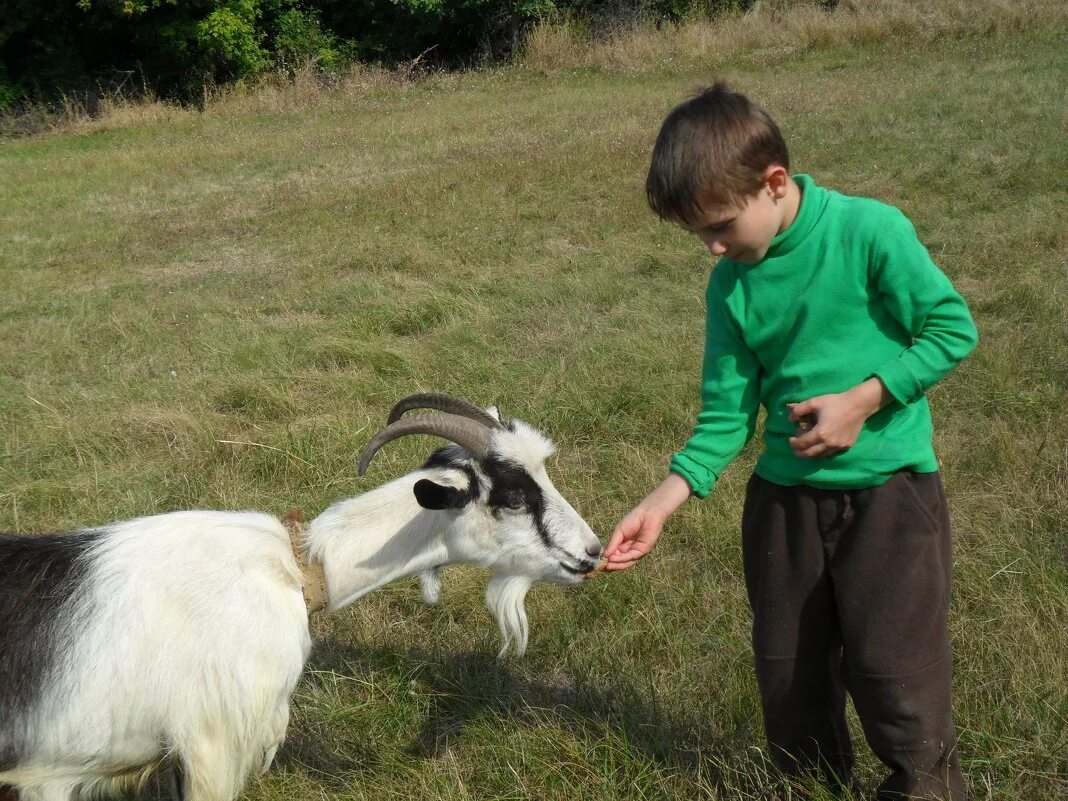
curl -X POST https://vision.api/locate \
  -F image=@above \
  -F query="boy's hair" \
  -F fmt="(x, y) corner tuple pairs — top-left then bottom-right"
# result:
(646, 82), (790, 224)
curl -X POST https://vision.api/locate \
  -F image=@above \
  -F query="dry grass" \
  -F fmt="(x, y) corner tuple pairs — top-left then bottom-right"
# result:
(523, 0), (1068, 73)
(1, 64), (420, 139)
(197, 64), (407, 119)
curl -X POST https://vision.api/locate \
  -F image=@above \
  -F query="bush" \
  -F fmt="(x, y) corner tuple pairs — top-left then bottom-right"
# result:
(196, 4), (271, 80)
(0, 67), (21, 110)
(273, 8), (347, 71)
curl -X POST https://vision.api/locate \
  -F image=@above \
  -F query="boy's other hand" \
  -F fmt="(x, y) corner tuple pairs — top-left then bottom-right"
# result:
(788, 378), (891, 458)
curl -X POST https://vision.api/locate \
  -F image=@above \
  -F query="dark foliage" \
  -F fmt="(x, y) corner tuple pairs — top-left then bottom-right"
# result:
(0, 1), (762, 109)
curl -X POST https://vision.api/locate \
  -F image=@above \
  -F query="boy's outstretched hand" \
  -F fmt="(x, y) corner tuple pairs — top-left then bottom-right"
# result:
(788, 377), (892, 458)
(602, 473), (692, 572)
(603, 506), (667, 571)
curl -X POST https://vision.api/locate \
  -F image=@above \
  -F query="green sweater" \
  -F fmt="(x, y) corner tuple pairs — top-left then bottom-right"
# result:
(670, 175), (978, 498)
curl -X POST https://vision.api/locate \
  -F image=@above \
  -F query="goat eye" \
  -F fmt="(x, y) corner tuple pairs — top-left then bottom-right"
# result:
(504, 490), (526, 510)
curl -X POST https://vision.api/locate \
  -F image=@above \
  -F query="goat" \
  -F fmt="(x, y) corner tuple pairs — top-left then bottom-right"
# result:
(0, 393), (602, 801)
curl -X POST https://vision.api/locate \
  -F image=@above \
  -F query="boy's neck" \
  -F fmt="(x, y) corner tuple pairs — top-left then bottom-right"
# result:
(776, 176), (803, 235)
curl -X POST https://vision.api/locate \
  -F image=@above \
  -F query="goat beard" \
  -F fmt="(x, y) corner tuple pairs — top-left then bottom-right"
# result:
(485, 573), (534, 658)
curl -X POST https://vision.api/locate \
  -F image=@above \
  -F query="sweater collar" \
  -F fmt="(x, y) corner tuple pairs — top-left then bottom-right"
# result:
(762, 174), (826, 260)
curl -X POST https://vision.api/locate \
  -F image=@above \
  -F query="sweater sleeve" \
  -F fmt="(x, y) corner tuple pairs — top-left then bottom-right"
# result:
(870, 210), (979, 405)
(670, 273), (762, 498)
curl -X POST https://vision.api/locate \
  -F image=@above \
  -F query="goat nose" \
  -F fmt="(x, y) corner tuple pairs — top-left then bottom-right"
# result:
(585, 542), (603, 558)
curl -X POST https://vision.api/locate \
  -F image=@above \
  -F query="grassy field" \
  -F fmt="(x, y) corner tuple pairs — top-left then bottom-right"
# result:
(1, 2), (1066, 799)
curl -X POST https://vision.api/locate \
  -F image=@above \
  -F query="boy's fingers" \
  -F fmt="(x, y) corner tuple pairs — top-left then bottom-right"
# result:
(789, 430), (821, 449)
(797, 442), (831, 458)
(606, 548), (646, 566)
(604, 515), (641, 555)
(607, 541), (640, 559)
(604, 529), (625, 557)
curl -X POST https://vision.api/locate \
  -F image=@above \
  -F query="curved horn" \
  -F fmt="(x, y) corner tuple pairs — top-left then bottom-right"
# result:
(387, 392), (502, 429)
(358, 412), (494, 476)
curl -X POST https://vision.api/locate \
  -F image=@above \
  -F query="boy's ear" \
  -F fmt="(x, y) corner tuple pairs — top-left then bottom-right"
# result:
(414, 478), (472, 510)
(763, 164), (789, 198)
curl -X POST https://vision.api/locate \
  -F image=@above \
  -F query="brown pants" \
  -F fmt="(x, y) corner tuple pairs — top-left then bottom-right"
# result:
(741, 471), (966, 800)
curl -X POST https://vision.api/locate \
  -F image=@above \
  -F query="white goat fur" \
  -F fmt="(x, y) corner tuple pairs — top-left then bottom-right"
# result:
(0, 418), (600, 801)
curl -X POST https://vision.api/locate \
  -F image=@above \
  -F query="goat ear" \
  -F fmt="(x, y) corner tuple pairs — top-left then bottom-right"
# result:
(485, 405), (502, 422)
(414, 478), (471, 510)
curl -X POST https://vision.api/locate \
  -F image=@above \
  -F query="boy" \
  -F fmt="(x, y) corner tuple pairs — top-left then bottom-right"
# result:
(603, 83), (977, 800)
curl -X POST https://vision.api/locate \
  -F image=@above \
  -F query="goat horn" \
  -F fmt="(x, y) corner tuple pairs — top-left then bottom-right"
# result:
(357, 413), (494, 476)
(387, 392), (502, 430)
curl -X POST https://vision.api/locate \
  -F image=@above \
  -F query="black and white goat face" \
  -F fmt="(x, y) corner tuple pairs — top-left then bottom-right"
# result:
(413, 418), (602, 585)
(356, 393), (603, 656)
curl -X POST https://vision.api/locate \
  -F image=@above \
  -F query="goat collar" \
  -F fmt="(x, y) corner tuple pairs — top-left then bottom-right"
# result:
(282, 509), (328, 614)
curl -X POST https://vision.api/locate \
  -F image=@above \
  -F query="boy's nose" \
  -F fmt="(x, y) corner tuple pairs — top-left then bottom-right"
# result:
(708, 241), (728, 256)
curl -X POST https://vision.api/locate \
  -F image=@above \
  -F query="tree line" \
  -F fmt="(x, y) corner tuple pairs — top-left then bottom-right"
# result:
(0, 1), (766, 109)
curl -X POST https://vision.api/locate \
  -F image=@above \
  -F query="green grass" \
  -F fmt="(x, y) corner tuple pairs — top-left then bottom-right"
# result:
(1, 9), (1066, 801)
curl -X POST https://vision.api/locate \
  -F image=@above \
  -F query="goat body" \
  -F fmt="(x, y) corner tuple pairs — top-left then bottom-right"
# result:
(1, 512), (307, 801)
(0, 404), (600, 801)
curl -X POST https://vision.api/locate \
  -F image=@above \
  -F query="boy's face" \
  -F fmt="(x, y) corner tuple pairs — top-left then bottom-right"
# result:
(680, 167), (794, 264)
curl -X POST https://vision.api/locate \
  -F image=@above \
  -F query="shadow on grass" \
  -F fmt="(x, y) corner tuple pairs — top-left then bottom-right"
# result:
(275, 636), (761, 796)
